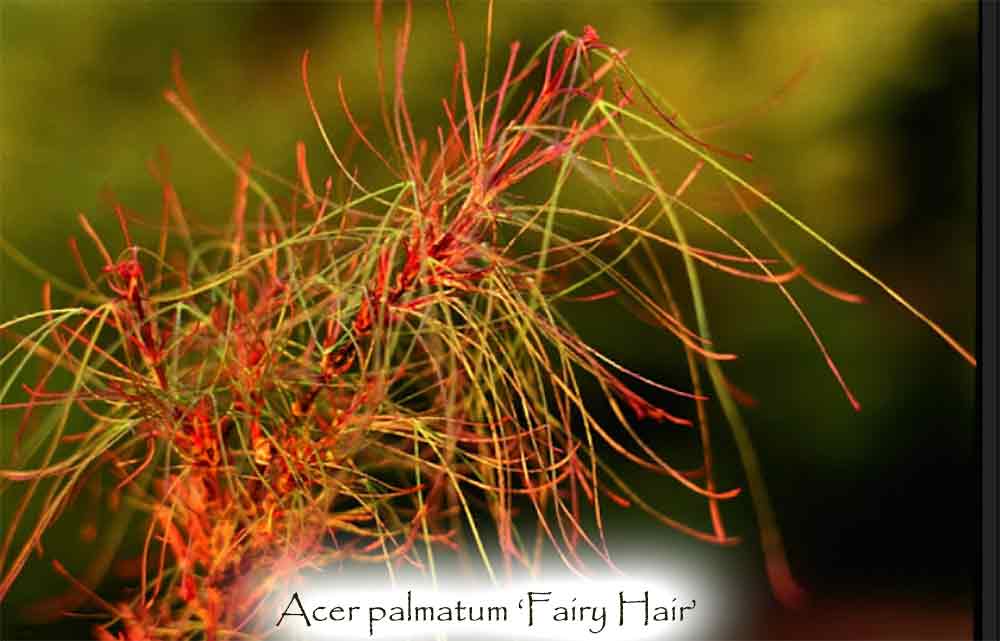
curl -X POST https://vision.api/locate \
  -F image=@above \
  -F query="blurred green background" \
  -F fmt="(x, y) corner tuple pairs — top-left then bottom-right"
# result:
(0, 1), (977, 639)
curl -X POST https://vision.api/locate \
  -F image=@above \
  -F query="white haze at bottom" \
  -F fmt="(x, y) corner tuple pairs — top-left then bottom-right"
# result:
(259, 555), (740, 641)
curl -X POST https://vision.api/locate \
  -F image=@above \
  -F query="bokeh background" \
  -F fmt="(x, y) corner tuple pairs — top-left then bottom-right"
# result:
(0, 2), (978, 639)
